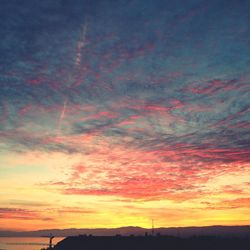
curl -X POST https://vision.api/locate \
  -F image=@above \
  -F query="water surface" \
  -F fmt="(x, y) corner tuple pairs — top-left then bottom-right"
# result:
(0, 237), (64, 250)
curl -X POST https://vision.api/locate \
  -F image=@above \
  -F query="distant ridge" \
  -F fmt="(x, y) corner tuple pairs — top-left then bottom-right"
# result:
(1, 225), (250, 238)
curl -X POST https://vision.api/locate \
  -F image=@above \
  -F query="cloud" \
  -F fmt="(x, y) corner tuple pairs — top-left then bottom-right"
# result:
(8, 200), (51, 207)
(202, 198), (250, 210)
(57, 206), (95, 214)
(188, 78), (244, 95)
(0, 207), (53, 221)
(42, 139), (250, 201)
(1, 0), (250, 229)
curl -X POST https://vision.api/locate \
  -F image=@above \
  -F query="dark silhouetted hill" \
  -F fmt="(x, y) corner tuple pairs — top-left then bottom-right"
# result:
(53, 235), (250, 250)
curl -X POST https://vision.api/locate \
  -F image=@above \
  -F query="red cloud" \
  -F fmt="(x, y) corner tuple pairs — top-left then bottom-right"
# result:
(0, 208), (52, 221)
(47, 142), (250, 201)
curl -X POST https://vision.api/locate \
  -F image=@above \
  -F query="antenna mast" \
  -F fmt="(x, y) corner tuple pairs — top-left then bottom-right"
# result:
(152, 219), (154, 236)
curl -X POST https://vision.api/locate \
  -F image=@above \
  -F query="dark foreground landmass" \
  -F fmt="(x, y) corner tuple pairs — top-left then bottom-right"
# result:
(53, 235), (250, 250)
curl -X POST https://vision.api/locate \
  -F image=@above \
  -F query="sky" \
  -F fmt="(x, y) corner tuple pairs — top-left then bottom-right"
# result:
(0, 0), (250, 231)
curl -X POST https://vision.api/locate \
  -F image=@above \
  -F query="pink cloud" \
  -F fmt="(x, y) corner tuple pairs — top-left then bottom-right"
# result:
(188, 79), (242, 95)
(41, 140), (250, 202)
(203, 198), (250, 210)
(18, 105), (33, 116)
(0, 208), (52, 221)
(229, 121), (250, 129)
(27, 78), (43, 85)
(71, 164), (86, 181)
(117, 115), (142, 127)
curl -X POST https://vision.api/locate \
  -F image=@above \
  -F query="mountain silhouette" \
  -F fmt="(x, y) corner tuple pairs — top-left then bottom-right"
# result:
(1, 225), (250, 237)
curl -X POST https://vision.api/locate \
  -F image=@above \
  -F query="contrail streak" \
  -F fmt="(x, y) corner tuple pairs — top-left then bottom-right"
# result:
(57, 99), (67, 133)
(75, 18), (88, 66)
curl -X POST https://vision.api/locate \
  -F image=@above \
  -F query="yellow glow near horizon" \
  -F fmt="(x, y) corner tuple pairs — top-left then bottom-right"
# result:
(1, 149), (249, 231)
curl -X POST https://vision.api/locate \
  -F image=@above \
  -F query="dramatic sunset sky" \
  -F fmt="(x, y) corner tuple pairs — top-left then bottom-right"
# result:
(0, 0), (250, 231)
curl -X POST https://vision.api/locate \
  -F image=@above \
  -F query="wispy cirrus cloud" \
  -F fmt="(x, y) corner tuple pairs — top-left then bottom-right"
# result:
(1, 0), (250, 229)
